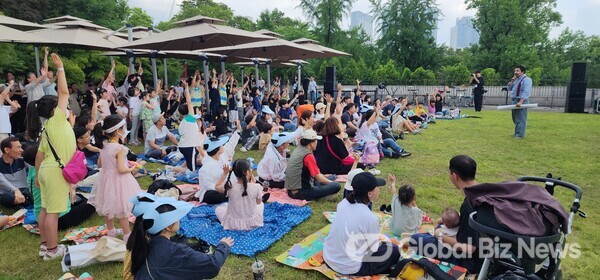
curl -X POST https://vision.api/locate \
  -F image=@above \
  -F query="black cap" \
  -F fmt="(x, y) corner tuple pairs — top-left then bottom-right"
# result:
(351, 172), (386, 195)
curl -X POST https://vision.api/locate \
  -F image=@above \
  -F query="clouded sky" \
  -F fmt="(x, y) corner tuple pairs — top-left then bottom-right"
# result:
(128, 0), (600, 45)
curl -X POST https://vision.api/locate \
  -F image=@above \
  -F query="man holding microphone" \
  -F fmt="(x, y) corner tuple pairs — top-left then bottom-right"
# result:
(507, 65), (532, 139)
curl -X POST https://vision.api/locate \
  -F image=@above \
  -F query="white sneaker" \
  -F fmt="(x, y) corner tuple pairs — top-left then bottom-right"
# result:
(369, 169), (381, 175)
(107, 228), (124, 237)
(38, 244), (47, 257)
(43, 245), (66, 261)
(240, 147), (248, 152)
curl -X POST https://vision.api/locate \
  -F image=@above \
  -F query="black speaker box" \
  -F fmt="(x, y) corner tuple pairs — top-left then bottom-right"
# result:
(567, 82), (587, 98)
(565, 97), (585, 113)
(571, 62), (587, 82)
(324, 66), (336, 94)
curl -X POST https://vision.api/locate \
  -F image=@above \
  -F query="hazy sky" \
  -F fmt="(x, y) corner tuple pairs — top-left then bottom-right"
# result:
(128, 0), (600, 45)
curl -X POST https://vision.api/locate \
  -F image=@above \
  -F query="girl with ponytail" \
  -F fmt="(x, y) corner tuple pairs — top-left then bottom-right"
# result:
(88, 114), (141, 242)
(125, 193), (233, 280)
(215, 159), (267, 230)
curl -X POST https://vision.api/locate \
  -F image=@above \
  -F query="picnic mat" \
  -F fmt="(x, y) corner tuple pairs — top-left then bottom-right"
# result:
(322, 211), (435, 240)
(275, 225), (467, 280)
(0, 209), (27, 230)
(179, 202), (312, 257)
(266, 188), (309, 207)
(62, 225), (108, 244)
(136, 153), (186, 166)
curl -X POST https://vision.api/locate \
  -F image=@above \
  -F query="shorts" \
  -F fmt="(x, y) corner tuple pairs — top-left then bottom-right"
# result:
(229, 110), (239, 123)
(38, 166), (70, 214)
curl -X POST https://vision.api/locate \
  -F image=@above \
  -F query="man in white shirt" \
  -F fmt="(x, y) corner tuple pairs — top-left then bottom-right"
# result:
(144, 114), (179, 159)
(257, 132), (294, 189)
(308, 76), (317, 104)
(128, 87), (142, 145)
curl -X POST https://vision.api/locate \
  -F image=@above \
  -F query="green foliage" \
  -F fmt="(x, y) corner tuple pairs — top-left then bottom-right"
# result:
(373, 60), (400, 83)
(127, 7), (153, 27)
(466, 0), (562, 79)
(400, 67), (412, 84)
(230, 16), (256, 31)
(62, 58), (85, 85)
(298, 0), (356, 46)
(410, 67), (436, 85)
(173, 0), (234, 23)
(372, 0), (441, 70)
(528, 67), (542, 86)
(480, 68), (500, 86)
(439, 63), (471, 86)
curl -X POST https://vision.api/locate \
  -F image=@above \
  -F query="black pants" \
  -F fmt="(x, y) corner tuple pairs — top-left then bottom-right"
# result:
(179, 147), (198, 171)
(0, 187), (33, 208)
(202, 190), (228, 204)
(353, 242), (401, 276)
(258, 178), (285, 189)
(58, 197), (96, 230)
(474, 93), (483, 111)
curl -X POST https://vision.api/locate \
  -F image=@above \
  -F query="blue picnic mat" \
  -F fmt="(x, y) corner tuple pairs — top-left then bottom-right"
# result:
(179, 203), (312, 257)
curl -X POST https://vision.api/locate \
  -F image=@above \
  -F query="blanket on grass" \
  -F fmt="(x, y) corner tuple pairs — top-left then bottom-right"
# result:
(179, 202), (312, 257)
(136, 153), (186, 166)
(275, 223), (467, 280)
(266, 188), (309, 207)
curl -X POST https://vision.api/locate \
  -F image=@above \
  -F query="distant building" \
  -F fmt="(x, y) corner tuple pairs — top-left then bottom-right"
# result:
(350, 11), (374, 40)
(450, 16), (479, 49)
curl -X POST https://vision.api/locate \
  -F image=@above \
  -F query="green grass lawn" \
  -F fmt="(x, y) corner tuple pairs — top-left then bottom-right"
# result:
(1, 108), (599, 279)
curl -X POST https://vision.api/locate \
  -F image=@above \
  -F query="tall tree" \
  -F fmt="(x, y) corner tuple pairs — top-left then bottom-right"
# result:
(372, 0), (441, 70)
(127, 7), (153, 28)
(172, 0), (234, 23)
(298, 0), (355, 46)
(256, 9), (286, 31)
(466, 0), (562, 79)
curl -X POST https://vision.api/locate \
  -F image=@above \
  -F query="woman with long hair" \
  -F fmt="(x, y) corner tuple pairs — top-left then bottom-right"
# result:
(314, 117), (362, 175)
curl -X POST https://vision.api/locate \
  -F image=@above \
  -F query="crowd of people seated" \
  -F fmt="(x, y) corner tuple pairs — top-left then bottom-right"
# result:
(0, 50), (490, 278)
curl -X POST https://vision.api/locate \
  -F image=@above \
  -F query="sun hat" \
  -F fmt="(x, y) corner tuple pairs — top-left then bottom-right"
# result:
(130, 193), (193, 235)
(271, 132), (295, 147)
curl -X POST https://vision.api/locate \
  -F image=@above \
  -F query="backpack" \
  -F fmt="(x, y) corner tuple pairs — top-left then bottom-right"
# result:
(361, 141), (380, 166)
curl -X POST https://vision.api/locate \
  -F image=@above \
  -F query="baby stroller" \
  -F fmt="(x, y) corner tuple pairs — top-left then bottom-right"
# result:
(467, 176), (586, 280)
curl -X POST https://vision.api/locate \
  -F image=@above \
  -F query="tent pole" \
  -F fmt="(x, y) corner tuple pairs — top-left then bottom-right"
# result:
(240, 66), (245, 88)
(163, 58), (168, 86)
(201, 55), (210, 108)
(127, 24), (135, 74)
(266, 60), (272, 94)
(253, 59), (260, 92)
(297, 62), (302, 97)
(151, 52), (158, 90)
(34, 46), (41, 76)
(220, 56), (227, 84)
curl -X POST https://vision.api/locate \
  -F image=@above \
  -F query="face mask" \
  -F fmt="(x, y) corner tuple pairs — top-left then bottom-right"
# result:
(118, 128), (130, 140)
(267, 119), (273, 124)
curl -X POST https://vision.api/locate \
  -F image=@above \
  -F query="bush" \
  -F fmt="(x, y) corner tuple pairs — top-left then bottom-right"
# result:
(410, 67), (436, 85)
(439, 63), (471, 86)
(480, 68), (500, 86)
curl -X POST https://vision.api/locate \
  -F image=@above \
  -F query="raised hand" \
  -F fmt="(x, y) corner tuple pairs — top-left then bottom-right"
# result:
(387, 174), (396, 185)
(220, 237), (234, 247)
(51, 53), (63, 69)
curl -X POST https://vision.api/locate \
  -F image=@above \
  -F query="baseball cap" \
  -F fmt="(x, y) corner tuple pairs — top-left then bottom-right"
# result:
(153, 113), (164, 124)
(315, 102), (326, 111)
(203, 136), (229, 153)
(344, 168), (364, 191)
(261, 105), (275, 115)
(301, 129), (322, 141)
(351, 172), (386, 195)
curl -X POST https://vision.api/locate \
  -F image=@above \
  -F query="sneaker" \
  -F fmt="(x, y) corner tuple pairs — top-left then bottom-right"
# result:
(107, 228), (124, 237)
(369, 169), (381, 175)
(43, 245), (66, 261)
(399, 152), (412, 158)
(412, 129), (422, 135)
(240, 147), (248, 152)
(38, 243), (47, 257)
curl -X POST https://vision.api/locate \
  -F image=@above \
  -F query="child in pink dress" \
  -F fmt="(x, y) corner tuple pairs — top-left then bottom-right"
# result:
(216, 159), (264, 230)
(89, 115), (142, 241)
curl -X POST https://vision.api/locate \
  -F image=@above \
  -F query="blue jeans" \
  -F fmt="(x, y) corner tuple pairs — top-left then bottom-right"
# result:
(283, 122), (297, 132)
(377, 120), (389, 129)
(379, 138), (403, 157)
(86, 153), (99, 169)
(511, 98), (528, 138)
(309, 90), (316, 104)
